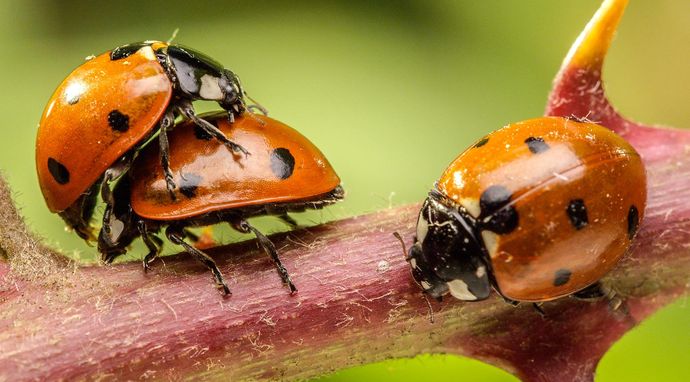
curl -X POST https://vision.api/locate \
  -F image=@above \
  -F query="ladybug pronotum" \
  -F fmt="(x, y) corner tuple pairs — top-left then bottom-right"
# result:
(99, 112), (344, 294)
(407, 117), (646, 303)
(36, 41), (256, 240)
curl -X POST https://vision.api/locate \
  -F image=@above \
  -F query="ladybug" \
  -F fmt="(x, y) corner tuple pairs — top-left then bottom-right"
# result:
(407, 117), (646, 303)
(98, 111), (344, 294)
(36, 40), (255, 240)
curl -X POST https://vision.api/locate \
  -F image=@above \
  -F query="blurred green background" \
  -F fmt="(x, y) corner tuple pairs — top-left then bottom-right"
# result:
(1, 0), (688, 380)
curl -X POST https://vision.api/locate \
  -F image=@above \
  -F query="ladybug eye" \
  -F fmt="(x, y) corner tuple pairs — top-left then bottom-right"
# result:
(221, 70), (242, 98)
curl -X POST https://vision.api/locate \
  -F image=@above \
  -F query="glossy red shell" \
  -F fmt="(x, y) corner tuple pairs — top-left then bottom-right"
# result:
(130, 113), (341, 221)
(437, 117), (646, 301)
(36, 43), (172, 212)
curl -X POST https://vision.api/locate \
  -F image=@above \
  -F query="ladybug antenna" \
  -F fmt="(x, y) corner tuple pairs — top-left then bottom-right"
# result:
(392, 231), (408, 260)
(393, 231), (435, 323)
(167, 28), (180, 44)
(244, 92), (269, 116)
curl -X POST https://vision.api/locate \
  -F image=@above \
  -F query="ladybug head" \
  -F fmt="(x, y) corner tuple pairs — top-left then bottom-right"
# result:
(407, 191), (491, 301)
(219, 69), (244, 112)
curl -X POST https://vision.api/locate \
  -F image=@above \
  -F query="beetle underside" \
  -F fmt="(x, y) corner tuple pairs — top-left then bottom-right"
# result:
(99, 181), (344, 295)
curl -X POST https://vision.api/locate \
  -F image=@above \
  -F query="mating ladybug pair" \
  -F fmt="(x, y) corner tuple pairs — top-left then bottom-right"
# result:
(37, 40), (252, 241)
(36, 41), (343, 294)
(37, 42), (646, 304)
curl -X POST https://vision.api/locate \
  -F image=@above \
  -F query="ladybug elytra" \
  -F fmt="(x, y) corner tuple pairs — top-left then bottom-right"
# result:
(407, 117), (646, 303)
(98, 112), (344, 294)
(36, 40), (254, 241)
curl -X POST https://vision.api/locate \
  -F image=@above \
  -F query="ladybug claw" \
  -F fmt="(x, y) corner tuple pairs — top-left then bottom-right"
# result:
(164, 177), (177, 201)
(287, 280), (298, 294)
(227, 142), (250, 157)
(103, 253), (117, 264)
(165, 178), (176, 189)
(219, 282), (232, 296)
(143, 260), (153, 273)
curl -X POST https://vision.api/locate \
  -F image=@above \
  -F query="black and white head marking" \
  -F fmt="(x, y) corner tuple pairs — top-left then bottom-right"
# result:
(407, 191), (491, 301)
(161, 45), (243, 109)
(110, 41), (153, 60)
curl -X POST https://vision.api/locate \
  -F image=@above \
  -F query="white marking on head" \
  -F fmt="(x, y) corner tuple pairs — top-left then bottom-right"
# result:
(139, 46), (157, 61)
(475, 265), (486, 278)
(199, 74), (223, 100)
(416, 211), (429, 243)
(420, 280), (432, 290)
(481, 230), (500, 258)
(460, 198), (481, 218)
(447, 279), (478, 301)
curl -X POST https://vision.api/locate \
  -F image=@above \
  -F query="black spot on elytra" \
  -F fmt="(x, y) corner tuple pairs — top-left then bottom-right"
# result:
(179, 173), (202, 198)
(110, 42), (150, 60)
(628, 205), (640, 239)
(47, 157), (70, 185)
(108, 110), (130, 132)
(525, 136), (550, 154)
(566, 199), (588, 230)
(193, 124), (213, 140)
(479, 185), (519, 234)
(553, 269), (572, 286)
(270, 148), (295, 180)
(474, 137), (489, 148)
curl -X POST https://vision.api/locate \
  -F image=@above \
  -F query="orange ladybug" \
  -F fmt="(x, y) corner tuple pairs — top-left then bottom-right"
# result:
(99, 112), (343, 294)
(36, 41), (255, 240)
(407, 117), (646, 303)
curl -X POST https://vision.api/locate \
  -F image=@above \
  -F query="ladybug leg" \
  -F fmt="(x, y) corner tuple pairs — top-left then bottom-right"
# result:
(244, 92), (269, 116)
(501, 296), (520, 307)
(572, 282), (627, 313)
(98, 176), (139, 264)
(138, 221), (162, 272)
(100, 152), (135, 236)
(183, 227), (218, 250)
(571, 282), (607, 300)
(157, 108), (177, 200)
(182, 228), (201, 242)
(277, 213), (298, 228)
(177, 100), (250, 157)
(232, 219), (297, 293)
(265, 203), (297, 226)
(532, 303), (546, 317)
(98, 212), (134, 264)
(166, 225), (231, 295)
(499, 296), (547, 317)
